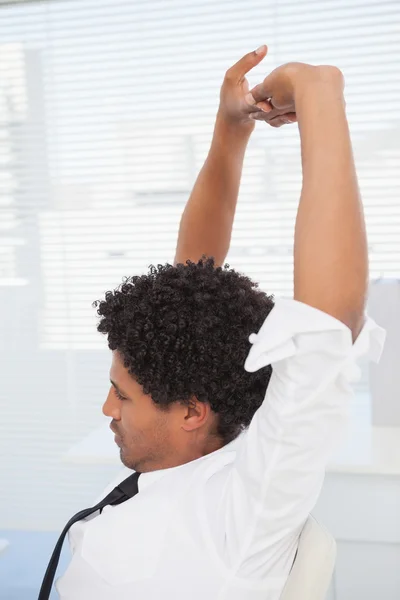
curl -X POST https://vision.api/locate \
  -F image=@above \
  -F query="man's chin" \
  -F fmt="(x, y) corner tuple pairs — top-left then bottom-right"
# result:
(119, 447), (129, 466)
(119, 448), (138, 470)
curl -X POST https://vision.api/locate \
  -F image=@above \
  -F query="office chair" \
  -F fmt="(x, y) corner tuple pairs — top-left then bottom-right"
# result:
(280, 516), (336, 600)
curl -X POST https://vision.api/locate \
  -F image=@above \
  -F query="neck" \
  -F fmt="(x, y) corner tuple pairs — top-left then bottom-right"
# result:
(138, 436), (225, 474)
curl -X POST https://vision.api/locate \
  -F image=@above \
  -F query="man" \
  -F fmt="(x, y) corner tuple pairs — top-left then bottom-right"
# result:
(41, 47), (384, 599)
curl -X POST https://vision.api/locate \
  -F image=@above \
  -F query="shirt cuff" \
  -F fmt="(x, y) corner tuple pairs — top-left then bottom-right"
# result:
(245, 298), (386, 373)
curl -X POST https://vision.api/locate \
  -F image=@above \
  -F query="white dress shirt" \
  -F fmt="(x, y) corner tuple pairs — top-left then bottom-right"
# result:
(56, 299), (385, 600)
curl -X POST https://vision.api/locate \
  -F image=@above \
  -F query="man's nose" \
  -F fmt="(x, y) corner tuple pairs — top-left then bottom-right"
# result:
(102, 388), (121, 420)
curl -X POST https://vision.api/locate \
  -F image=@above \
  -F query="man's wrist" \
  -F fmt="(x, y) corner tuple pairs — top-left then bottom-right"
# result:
(207, 111), (253, 166)
(294, 66), (345, 109)
(215, 110), (255, 141)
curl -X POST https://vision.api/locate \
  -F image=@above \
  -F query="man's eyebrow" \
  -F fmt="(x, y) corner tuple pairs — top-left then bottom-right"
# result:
(110, 379), (130, 397)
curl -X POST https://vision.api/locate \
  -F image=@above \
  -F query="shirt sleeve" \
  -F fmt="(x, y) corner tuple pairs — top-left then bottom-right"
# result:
(218, 298), (386, 580)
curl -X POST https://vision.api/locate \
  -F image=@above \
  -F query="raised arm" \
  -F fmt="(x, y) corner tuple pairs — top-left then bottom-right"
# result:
(212, 63), (384, 584)
(174, 46), (271, 266)
(251, 64), (368, 339)
(295, 66), (367, 339)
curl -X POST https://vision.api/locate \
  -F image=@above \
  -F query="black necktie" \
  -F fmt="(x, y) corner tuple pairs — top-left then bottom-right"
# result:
(38, 471), (140, 600)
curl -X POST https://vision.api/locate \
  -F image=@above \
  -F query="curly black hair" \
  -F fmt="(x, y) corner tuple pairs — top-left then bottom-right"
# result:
(94, 258), (274, 444)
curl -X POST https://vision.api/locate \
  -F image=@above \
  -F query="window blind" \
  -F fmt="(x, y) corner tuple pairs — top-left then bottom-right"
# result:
(0, 0), (399, 537)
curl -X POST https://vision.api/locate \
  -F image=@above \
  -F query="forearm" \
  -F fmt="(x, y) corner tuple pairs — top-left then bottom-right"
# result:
(293, 70), (368, 338)
(174, 113), (253, 266)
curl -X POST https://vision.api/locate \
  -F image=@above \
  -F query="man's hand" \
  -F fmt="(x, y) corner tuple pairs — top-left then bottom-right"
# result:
(218, 45), (273, 128)
(248, 62), (344, 127)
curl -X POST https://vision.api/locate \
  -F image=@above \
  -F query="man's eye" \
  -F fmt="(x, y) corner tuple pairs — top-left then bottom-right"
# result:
(115, 389), (127, 401)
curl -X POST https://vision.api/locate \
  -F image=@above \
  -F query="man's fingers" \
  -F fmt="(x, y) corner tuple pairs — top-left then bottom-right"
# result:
(245, 93), (257, 106)
(256, 100), (273, 113)
(269, 116), (287, 128)
(249, 80), (272, 103)
(284, 112), (297, 123)
(225, 45), (268, 82)
(244, 95), (273, 112)
(250, 112), (297, 126)
(250, 103), (297, 120)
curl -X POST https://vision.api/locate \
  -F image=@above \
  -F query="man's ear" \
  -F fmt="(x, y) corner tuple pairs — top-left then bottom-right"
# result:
(181, 398), (212, 432)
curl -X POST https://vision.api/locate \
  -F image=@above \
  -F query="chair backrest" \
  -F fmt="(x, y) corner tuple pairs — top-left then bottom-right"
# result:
(279, 516), (336, 600)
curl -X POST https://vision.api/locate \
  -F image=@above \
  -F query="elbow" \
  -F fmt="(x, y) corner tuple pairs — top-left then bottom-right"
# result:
(325, 278), (369, 342)
(339, 306), (366, 343)
(311, 296), (367, 342)
(341, 281), (368, 341)
(294, 278), (368, 342)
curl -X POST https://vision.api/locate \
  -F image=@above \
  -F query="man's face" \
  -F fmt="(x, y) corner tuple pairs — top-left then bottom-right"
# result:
(102, 351), (183, 473)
